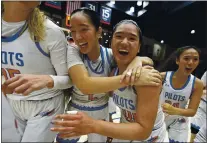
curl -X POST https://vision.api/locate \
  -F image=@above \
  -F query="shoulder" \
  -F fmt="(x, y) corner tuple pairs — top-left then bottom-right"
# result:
(194, 77), (204, 90)
(44, 18), (65, 40)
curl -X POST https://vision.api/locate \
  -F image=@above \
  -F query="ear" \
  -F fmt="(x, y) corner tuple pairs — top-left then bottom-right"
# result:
(176, 58), (179, 65)
(97, 27), (102, 39)
(137, 43), (141, 53)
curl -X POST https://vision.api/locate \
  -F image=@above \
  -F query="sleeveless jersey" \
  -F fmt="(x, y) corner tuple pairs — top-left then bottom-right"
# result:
(113, 68), (165, 141)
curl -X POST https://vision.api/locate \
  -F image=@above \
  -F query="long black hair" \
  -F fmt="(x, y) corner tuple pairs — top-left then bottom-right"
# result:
(157, 46), (201, 72)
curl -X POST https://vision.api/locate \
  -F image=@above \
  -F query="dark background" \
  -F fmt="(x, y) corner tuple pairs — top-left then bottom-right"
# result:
(40, 1), (206, 78)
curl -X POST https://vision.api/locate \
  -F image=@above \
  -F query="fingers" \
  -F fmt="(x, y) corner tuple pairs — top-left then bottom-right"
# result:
(22, 87), (35, 96)
(2, 76), (22, 94)
(55, 114), (82, 120)
(143, 65), (154, 70)
(124, 69), (132, 84)
(130, 67), (138, 85)
(120, 70), (127, 83)
(50, 126), (74, 132)
(52, 120), (79, 127)
(3, 76), (20, 86)
(13, 83), (30, 94)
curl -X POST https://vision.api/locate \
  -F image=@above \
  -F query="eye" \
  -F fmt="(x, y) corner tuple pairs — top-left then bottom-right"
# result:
(129, 37), (136, 41)
(81, 28), (89, 32)
(193, 58), (199, 61)
(115, 35), (122, 39)
(184, 57), (189, 61)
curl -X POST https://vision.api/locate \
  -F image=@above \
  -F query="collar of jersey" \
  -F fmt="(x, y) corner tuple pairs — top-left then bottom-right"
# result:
(1, 22), (28, 42)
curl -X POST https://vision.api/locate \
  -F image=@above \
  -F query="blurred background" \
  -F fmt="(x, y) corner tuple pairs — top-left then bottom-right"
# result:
(39, 1), (207, 78)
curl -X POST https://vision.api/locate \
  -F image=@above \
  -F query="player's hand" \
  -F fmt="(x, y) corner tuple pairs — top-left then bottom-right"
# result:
(51, 112), (95, 138)
(133, 66), (162, 86)
(162, 103), (178, 115)
(120, 56), (142, 85)
(2, 74), (54, 96)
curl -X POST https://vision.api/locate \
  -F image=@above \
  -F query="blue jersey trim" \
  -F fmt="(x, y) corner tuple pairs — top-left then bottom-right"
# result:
(2, 22), (28, 42)
(190, 76), (196, 98)
(170, 71), (191, 90)
(35, 42), (49, 57)
(71, 102), (108, 111)
(56, 135), (79, 143)
(86, 46), (104, 74)
(114, 67), (126, 91)
(105, 48), (112, 68)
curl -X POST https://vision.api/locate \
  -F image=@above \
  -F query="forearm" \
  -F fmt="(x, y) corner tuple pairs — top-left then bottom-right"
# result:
(49, 75), (72, 89)
(78, 76), (126, 94)
(93, 120), (149, 140)
(174, 108), (197, 117)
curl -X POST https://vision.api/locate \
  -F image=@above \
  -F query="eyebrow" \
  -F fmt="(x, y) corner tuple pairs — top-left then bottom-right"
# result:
(183, 55), (199, 58)
(70, 24), (89, 29)
(115, 32), (138, 37)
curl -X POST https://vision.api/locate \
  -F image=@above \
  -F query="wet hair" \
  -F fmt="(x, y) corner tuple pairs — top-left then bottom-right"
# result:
(71, 7), (100, 31)
(112, 19), (143, 45)
(158, 46), (201, 72)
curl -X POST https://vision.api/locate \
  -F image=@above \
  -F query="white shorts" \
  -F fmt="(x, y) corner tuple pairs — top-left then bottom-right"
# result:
(8, 94), (64, 142)
(56, 101), (108, 143)
(165, 117), (189, 142)
(191, 100), (206, 133)
(194, 122), (206, 142)
(2, 95), (21, 142)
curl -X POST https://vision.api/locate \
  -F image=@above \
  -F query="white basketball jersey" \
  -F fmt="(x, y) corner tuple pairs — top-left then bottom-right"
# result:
(2, 19), (65, 100)
(71, 46), (114, 107)
(112, 68), (165, 141)
(160, 71), (196, 109)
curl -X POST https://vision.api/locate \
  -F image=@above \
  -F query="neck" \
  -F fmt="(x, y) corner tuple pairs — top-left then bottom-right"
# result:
(87, 43), (100, 62)
(117, 63), (128, 75)
(3, 3), (32, 22)
(173, 70), (189, 81)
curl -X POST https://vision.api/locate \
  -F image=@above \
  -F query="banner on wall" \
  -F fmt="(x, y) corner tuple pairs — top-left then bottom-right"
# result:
(100, 6), (112, 25)
(65, 1), (81, 27)
(85, 2), (98, 12)
(45, 1), (62, 10)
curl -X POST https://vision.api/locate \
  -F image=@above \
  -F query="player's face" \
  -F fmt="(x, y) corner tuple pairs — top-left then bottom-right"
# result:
(70, 12), (100, 54)
(111, 23), (140, 65)
(176, 48), (199, 76)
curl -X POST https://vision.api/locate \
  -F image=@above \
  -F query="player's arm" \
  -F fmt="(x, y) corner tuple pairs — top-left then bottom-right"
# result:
(89, 85), (161, 140)
(163, 78), (203, 117)
(67, 46), (160, 94)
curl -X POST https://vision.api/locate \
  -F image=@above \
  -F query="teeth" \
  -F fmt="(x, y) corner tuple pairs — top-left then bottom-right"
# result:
(79, 42), (87, 46)
(119, 49), (128, 53)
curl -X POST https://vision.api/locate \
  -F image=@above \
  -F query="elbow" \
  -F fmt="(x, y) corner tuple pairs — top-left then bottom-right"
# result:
(189, 110), (197, 117)
(76, 85), (91, 95)
(134, 126), (152, 140)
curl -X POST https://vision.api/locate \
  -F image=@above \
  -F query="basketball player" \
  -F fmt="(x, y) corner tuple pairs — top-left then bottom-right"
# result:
(190, 71), (206, 142)
(51, 20), (167, 142)
(2, 1), (71, 142)
(159, 46), (203, 142)
(51, 8), (162, 143)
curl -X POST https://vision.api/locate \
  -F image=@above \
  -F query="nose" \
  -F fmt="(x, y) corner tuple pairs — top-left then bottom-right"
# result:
(188, 59), (193, 64)
(121, 37), (128, 45)
(75, 32), (82, 41)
